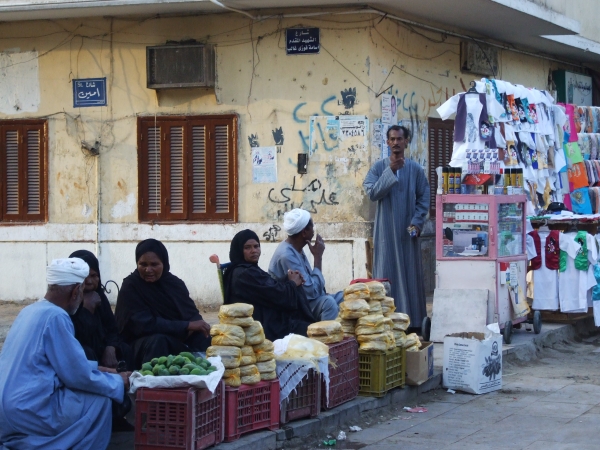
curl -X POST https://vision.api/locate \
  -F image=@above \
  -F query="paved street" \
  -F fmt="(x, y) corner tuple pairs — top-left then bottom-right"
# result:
(299, 332), (600, 450)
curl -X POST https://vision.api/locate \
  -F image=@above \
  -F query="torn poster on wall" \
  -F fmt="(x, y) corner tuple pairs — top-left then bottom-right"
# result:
(309, 115), (369, 156)
(381, 94), (397, 125)
(252, 146), (277, 183)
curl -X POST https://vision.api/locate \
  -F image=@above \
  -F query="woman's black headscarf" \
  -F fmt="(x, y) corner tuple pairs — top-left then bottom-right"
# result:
(69, 249), (103, 293)
(115, 238), (201, 339)
(223, 229), (260, 304)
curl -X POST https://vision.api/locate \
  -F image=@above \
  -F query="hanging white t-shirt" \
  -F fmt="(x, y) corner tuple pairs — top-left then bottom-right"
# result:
(531, 231), (559, 310)
(558, 232), (597, 313)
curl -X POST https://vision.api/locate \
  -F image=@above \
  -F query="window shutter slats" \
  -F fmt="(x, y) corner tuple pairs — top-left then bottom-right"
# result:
(5, 130), (19, 215)
(147, 126), (161, 214)
(169, 126), (184, 214)
(138, 116), (236, 222)
(191, 125), (206, 213)
(214, 124), (229, 213)
(26, 129), (41, 215)
(427, 118), (454, 217)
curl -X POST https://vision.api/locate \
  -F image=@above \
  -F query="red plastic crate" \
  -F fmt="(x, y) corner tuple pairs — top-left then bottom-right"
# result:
(135, 381), (224, 450)
(224, 379), (280, 442)
(280, 369), (321, 424)
(322, 337), (359, 409)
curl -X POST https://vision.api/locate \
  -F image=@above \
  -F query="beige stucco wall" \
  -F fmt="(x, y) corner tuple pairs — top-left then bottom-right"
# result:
(0, 11), (569, 302)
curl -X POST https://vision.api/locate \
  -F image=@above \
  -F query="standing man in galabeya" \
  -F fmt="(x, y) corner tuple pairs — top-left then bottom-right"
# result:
(363, 125), (430, 333)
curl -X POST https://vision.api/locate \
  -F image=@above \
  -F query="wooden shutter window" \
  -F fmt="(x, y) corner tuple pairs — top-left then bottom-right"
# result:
(138, 115), (237, 222)
(5, 130), (19, 216)
(214, 124), (230, 214)
(26, 129), (41, 215)
(191, 125), (207, 214)
(428, 117), (454, 217)
(147, 126), (161, 215)
(0, 120), (47, 223)
(169, 126), (185, 215)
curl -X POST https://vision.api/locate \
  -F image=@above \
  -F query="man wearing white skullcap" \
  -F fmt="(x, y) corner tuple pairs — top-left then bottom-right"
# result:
(269, 209), (343, 320)
(0, 258), (131, 449)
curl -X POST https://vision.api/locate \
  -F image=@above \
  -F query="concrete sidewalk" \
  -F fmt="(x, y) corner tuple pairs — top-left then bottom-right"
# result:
(109, 317), (597, 450)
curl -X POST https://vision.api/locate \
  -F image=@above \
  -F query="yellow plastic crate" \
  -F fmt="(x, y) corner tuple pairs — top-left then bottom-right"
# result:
(358, 346), (405, 397)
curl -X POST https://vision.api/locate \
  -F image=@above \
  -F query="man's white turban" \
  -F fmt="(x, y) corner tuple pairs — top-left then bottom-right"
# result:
(283, 209), (311, 235)
(46, 258), (89, 286)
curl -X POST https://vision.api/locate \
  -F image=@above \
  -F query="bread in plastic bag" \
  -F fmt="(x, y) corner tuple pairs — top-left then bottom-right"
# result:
(219, 303), (254, 318)
(218, 313), (255, 328)
(239, 346), (257, 365)
(223, 367), (241, 378)
(357, 331), (395, 351)
(343, 283), (370, 301)
(244, 321), (265, 346)
(339, 318), (357, 334)
(256, 359), (276, 373)
(239, 364), (259, 377)
(393, 330), (407, 347)
(206, 345), (242, 369)
(275, 335), (330, 361)
(309, 332), (344, 344)
(380, 297), (396, 315)
(339, 299), (370, 319)
(406, 343), (421, 352)
(241, 372), (261, 385)
(224, 374), (241, 387)
(385, 312), (411, 331)
(260, 370), (277, 381)
(255, 351), (275, 363)
(368, 300), (382, 315)
(253, 339), (274, 353)
(210, 324), (246, 347)
(404, 332), (420, 349)
(365, 281), (386, 300)
(382, 317), (393, 332)
(356, 314), (385, 330)
(307, 320), (342, 337)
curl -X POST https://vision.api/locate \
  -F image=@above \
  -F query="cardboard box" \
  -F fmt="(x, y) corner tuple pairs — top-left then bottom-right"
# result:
(405, 341), (434, 386)
(442, 332), (502, 394)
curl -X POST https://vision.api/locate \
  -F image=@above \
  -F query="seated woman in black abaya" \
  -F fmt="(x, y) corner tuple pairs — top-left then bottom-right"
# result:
(69, 249), (133, 370)
(115, 239), (211, 368)
(223, 229), (315, 341)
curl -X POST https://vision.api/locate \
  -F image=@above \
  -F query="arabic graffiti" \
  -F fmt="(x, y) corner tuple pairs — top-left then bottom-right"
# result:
(267, 176), (339, 216)
(272, 127), (284, 145)
(341, 88), (356, 109)
(262, 224), (281, 242)
(248, 134), (260, 148)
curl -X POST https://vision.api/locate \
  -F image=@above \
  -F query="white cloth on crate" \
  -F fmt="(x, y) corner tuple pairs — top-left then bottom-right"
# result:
(276, 357), (329, 405)
(558, 232), (597, 313)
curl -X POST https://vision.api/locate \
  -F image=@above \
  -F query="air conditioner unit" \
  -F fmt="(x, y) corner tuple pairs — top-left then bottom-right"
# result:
(146, 44), (215, 89)
(460, 41), (498, 77)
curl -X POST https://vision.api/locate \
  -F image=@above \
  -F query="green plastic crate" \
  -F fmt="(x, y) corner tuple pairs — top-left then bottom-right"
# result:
(358, 346), (405, 397)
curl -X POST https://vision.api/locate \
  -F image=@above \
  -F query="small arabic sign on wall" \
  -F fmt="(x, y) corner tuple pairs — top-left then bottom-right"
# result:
(286, 28), (320, 55)
(72, 78), (107, 107)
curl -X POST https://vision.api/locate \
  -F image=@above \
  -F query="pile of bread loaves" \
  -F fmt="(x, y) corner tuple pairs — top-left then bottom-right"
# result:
(206, 303), (277, 387)
(328, 281), (422, 352)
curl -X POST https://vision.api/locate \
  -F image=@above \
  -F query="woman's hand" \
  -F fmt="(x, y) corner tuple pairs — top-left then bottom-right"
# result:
(101, 346), (118, 368)
(98, 366), (117, 373)
(287, 269), (304, 287)
(188, 320), (211, 337)
(82, 291), (101, 313)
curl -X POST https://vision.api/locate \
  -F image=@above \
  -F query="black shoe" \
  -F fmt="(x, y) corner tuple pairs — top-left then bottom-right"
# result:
(112, 416), (135, 433)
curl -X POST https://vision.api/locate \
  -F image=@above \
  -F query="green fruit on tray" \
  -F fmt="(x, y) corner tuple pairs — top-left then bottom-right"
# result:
(190, 368), (203, 376)
(179, 352), (196, 362)
(168, 365), (180, 375)
(141, 370), (154, 376)
(157, 356), (168, 365)
(158, 368), (170, 376)
(179, 368), (190, 375)
(166, 355), (175, 367)
(141, 362), (153, 372)
(141, 354), (215, 376)
(150, 358), (159, 366)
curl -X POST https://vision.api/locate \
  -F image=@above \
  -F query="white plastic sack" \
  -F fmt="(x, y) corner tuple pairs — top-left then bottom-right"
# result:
(129, 356), (225, 394)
